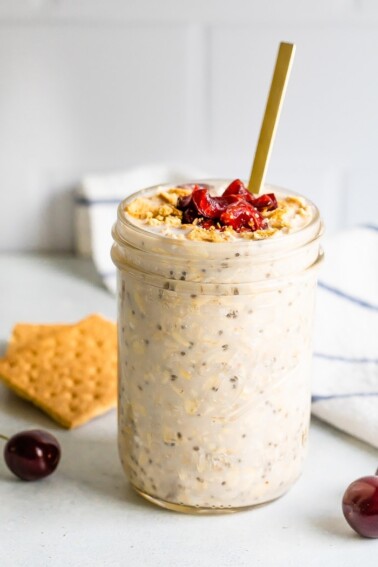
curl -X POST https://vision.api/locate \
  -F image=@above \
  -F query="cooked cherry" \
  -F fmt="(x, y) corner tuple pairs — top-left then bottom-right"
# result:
(220, 202), (267, 232)
(252, 193), (278, 211)
(222, 179), (249, 198)
(3, 430), (61, 481)
(342, 475), (378, 538)
(176, 179), (276, 232)
(200, 219), (217, 229)
(177, 193), (193, 210)
(191, 188), (229, 219)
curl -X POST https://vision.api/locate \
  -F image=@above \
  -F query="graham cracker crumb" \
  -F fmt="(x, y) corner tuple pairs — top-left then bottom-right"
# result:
(187, 226), (232, 242)
(159, 188), (191, 206)
(126, 197), (159, 219)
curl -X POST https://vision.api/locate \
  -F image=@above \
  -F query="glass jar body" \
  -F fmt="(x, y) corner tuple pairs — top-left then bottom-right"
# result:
(112, 181), (323, 513)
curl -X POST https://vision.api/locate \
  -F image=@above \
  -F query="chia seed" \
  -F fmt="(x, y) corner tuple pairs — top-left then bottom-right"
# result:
(226, 310), (238, 319)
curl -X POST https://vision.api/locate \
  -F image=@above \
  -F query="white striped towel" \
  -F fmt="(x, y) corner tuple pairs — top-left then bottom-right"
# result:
(75, 167), (378, 448)
(75, 164), (206, 292)
(312, 225), (378, 448)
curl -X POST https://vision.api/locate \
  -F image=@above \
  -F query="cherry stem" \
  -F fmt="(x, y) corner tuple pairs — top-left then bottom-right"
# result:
(0, 434), (9, 442)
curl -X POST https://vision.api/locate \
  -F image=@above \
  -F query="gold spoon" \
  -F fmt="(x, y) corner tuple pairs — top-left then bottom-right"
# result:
(248, 42), (296, 194)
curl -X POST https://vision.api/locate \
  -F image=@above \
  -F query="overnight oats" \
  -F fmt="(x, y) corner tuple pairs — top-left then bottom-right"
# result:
(111, 179), (323, 513)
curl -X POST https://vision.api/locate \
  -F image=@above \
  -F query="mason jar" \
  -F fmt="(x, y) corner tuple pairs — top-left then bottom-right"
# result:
(111, 180), (323, 513)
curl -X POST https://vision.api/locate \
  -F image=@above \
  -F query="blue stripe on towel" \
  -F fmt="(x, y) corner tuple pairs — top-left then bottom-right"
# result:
(75, 196), (121, 206)
(312, 392), (378, 402)
(314, 352), (378, 364)
(318, 281), (378, 311)
(363, 224), (378, 232)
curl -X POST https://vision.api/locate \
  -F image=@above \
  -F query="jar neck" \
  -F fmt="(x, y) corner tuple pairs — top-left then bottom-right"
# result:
(111, 182), (323, 286)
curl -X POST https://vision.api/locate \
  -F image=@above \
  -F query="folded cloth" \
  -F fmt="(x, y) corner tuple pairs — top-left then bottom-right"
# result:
(75, 165), (205, 292)
(312, 226), (378, 448)
(76, 168), (378, 448)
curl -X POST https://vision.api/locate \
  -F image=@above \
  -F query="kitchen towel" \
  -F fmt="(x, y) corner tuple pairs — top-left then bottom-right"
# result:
(311, 225), (378, 448)
(75, 167), (378, 448)
(75, 164), (206, 292)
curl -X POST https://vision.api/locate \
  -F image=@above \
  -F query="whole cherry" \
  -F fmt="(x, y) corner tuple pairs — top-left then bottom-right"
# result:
(342, 472), (378, 538)
(1, 429), (61, 481)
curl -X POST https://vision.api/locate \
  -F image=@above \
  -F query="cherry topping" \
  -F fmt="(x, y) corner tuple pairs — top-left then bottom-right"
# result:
(176, 179), (277, 232)
(3, 430), (61, 481)
(222, 179), (251, 198)
(220, 201), (267, 232)
(252, 193), (278, 211)
(342, 475), (378, 538)
(191, 188), (230, 219)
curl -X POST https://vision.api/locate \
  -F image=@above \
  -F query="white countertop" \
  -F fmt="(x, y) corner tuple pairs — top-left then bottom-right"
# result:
(0, 254), (377, 567)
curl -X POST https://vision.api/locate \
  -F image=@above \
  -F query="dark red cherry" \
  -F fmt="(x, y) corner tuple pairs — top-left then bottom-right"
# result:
(220, 201), (267, 232)
(342, 476), (378, 538)
(4, 430), (61, 481)
(252, 193), (278, 211)
(191, 188), (229, 219)
(222, 179), (249, 198)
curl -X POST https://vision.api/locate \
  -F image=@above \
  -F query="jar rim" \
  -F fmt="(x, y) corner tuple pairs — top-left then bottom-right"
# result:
(115, 180), (322, 257)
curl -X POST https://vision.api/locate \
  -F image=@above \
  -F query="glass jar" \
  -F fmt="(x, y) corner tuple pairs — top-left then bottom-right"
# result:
(111, 180), (323, 513)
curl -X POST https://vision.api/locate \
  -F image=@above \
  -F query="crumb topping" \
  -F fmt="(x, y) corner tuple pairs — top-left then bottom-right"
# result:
(125, 187), (311, 242)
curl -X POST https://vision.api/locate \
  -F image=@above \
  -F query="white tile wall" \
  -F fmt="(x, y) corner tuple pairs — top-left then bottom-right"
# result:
(0, 0), (377, 250)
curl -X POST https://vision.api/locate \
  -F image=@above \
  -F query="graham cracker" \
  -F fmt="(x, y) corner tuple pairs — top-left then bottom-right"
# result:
(0, 314), (117, 428)
(6, 323), (71, 356)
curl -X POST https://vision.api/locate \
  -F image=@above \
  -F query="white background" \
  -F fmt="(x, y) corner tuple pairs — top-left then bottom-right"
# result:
(1, 0), (378, 251)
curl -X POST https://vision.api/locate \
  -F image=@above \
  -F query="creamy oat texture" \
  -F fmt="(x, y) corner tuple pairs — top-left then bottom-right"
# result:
(112, 180), (322, 510)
